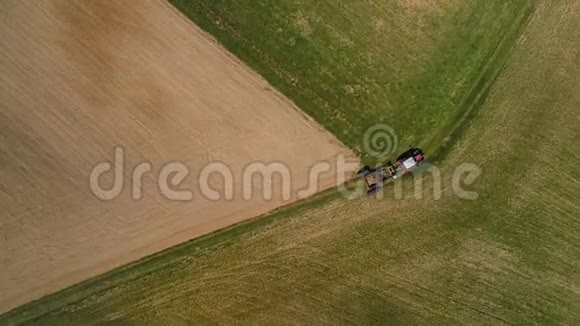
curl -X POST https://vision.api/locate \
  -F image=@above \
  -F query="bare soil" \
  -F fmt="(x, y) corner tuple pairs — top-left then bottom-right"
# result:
(0, 0), (355, 313)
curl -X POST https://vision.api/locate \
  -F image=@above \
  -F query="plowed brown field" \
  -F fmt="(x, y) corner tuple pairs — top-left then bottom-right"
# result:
(0, 0), (354, 313)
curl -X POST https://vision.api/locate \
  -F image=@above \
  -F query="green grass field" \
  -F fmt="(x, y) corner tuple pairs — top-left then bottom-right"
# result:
(171, 0), (533, 163)
(3, 0), (579, 324)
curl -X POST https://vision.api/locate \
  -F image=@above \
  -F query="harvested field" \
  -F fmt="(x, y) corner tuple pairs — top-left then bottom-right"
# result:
(0, 0), (354, 313)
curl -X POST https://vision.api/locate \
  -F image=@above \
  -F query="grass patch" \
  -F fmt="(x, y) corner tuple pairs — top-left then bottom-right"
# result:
(170, 0), (532, 163)
(427, 2), (535, 163)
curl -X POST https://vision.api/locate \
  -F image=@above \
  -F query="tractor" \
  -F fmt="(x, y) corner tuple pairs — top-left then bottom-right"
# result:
(395, 147), (425, 174)
(357, 147), (425, 195)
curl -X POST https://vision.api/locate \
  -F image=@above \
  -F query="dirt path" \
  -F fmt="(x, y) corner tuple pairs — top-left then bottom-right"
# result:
(0, 0), (355, 313)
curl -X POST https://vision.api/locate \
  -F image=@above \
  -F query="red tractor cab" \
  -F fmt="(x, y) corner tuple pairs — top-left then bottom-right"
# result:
(395, 147), (425, 174)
